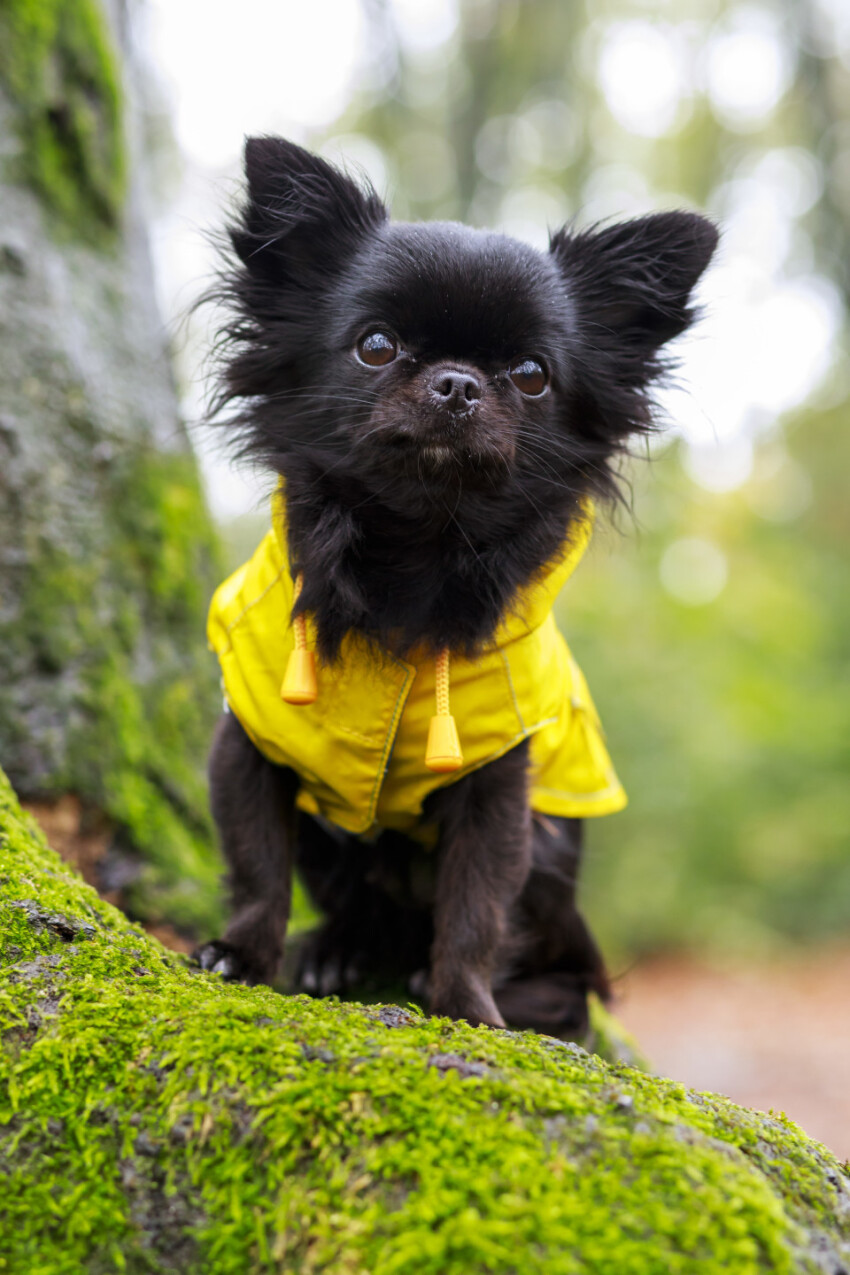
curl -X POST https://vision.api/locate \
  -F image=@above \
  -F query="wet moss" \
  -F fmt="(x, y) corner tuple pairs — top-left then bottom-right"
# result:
(2, 767), (848, 1275)
(0, 0), (126, 237)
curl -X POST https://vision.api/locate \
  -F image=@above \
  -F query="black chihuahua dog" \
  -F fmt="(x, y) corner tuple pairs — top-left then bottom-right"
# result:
(195, 136), (717, 1034)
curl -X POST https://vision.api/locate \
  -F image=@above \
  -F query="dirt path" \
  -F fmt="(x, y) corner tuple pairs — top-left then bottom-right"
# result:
(613, 949), (850, 1160)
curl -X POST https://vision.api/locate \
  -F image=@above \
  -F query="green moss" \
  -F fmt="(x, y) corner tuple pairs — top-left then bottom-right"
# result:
(0, 0), (126, 236)
(9, 449), (225, 935)
(1, 768), (848, 1275)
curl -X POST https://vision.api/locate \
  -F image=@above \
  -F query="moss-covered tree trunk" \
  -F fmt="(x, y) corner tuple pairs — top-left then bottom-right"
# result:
(1, 765), (849, 1273)
(0, 0), (223, 936)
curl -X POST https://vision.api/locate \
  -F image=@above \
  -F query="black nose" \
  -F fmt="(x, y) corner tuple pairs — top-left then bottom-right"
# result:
(430, 368), (482, 410)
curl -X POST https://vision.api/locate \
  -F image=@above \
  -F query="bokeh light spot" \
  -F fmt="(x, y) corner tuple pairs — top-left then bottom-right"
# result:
(390, 0), (458, 52)
(599, 21), (688, 138)
(660, 538), (728, 606)
(684, 436), (755, 493)
(149, 0), (365, 168)
(705, 8), (793, 131)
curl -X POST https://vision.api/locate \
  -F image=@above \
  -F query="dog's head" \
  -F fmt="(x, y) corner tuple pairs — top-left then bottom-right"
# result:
(213, 136), (717, 512)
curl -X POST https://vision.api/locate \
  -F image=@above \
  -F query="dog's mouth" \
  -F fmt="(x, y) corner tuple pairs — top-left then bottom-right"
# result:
(358, 407), (515, 487)
(389, 428), (511, 488)
(420, 442), (458, 468)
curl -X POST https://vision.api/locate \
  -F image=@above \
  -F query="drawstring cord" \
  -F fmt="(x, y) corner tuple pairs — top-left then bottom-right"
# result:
(280, 573), (317, 705)
(425, 647), (463, 773)
(291, 573), (308, 651)
(280, 573), (464, 772)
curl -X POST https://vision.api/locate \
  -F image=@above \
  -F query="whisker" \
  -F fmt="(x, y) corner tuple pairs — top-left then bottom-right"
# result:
(511, 428), (615, 488)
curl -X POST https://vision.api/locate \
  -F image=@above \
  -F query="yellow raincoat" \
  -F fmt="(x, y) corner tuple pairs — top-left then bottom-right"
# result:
(207, 498), (627, 838)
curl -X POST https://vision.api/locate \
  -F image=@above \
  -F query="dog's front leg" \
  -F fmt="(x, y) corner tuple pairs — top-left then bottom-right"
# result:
(195, 711), (298, 985)
(428, 741), (532, 1027)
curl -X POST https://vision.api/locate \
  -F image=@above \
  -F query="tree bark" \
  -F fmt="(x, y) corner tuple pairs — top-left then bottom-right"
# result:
(1, 764), (848, 1274)
(0, 0), (223, 936)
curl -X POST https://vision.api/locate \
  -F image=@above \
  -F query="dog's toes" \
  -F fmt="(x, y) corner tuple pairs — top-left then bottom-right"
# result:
(429, 976), (505, 1029)
(193, 940), (249, 982)
(298, 960), (319, 993)
(318, 954), (343, 996)
(295, 930), (363, 996)
(408, 968), (430, 999)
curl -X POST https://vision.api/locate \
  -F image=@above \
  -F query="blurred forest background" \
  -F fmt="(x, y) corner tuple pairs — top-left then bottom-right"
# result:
(1, 0), (847, 1148)
(149, 0), (850, 965)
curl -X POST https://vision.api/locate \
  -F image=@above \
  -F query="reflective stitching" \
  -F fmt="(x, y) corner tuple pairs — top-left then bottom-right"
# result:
(532, 781), (624, 803)
(214, 566), (286, 656)
(498, 647), (526, 733)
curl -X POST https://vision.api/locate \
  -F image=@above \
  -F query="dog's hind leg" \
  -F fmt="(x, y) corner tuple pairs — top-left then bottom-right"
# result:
(194, 711), (298, 985)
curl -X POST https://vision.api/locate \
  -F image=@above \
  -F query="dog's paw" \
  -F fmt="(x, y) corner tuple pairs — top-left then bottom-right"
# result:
(408, 967), (430, 1000)
(494, 973), (591, 1037)
(192, 939), (252, 982)
(429, 976), (505, 1029)
(294, 928), (363, 997)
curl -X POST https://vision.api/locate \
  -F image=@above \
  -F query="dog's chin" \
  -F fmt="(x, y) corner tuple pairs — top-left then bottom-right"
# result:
(407, 439), (511, 492)
(361, 426), (512, 492)
(420, 442), (459, 472)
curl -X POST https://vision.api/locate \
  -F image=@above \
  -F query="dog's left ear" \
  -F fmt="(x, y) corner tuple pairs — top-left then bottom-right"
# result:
(550, 211), (718, 364)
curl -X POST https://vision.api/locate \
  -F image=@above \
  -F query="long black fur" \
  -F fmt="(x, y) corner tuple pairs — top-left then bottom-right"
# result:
(196, 136), (717, 1031)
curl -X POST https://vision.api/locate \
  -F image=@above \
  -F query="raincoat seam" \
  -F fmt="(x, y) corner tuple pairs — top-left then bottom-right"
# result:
(533, 780), (623, 802)
(566, 655), (605, 733)
(223, 566), (286, 641)
(333, 722), (382, 746)
(364, 663), (416, 828)
(498, 648), (526, 733)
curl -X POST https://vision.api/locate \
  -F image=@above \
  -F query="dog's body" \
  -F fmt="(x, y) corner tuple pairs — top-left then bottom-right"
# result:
(195, 137), (717, 1032)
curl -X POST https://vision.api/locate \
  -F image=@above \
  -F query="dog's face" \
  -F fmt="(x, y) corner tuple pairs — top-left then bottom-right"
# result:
(318, 222), (571, 489)
(217, 137), (717, 509)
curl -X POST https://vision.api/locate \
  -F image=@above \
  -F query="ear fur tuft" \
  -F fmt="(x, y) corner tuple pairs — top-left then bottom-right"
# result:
(546, 210), (718, 449)
(550, 211), (719, 353)
(231, 135), (387, 279)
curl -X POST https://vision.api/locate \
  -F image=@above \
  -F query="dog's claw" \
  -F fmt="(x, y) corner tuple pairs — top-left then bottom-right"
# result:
(299, 963), (318, 993)
(193, 940), (246, 982)
(318, 955), (342, 997)
(294, 928), (364, 996)
(408, 968), (430, 999)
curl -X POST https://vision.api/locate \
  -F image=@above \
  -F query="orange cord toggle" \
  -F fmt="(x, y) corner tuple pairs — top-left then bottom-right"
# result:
(280, 572), (317, 705)
(281, 575), (460, 771)
(425, 647), (463, 772)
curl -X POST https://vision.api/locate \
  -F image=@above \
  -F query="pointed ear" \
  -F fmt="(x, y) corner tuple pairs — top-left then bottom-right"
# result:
(230, 136), (387, 281)
(550, 211), (718, 354)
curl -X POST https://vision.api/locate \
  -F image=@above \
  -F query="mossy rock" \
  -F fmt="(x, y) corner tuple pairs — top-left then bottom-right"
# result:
(1, 768), (848, 1274)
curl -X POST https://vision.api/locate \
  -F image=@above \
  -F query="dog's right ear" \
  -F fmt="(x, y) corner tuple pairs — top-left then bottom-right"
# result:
(231, 136), (387, 284)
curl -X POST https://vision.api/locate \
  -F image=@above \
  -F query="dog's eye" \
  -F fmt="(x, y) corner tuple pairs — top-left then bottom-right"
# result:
(509, 358), (548, 397)
(356, 331), (399, 367)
